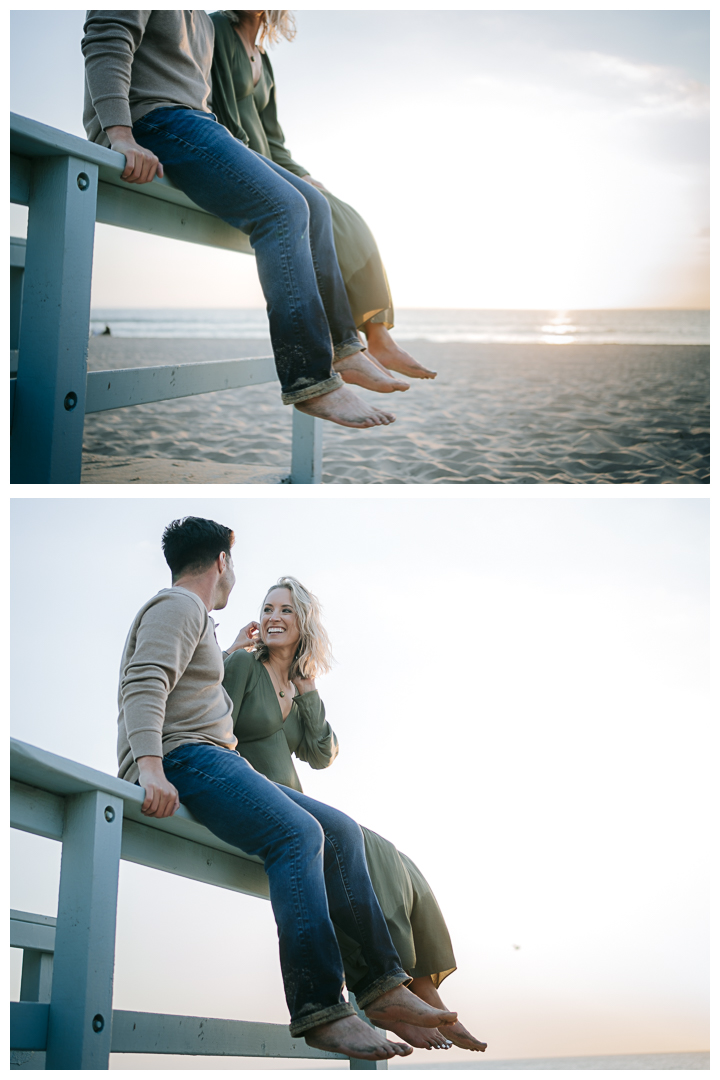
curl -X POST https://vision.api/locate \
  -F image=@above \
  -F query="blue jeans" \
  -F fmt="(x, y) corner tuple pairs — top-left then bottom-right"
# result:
(162, 743), (409, 1035)
(132, 107), (363, 405)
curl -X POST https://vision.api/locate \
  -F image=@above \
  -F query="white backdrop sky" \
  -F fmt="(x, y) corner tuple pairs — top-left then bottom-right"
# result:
(10, 495), (709, 1066)
(10, 8), (709, 310)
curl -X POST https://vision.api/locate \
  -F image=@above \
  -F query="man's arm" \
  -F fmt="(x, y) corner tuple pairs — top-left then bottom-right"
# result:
(82, 12), (163, 184)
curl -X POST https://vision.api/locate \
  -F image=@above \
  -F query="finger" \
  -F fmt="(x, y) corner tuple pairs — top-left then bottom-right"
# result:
(142, 785), (160, 816)
(121, 153), (136, 181)
(157, 161), (164, 179)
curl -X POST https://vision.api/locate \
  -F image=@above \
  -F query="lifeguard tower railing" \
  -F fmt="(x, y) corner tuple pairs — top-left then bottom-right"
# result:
(10, 738), (385, 1070)
(9, 113), (323, 485)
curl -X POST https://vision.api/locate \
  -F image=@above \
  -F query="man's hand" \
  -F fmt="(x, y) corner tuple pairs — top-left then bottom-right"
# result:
(136, 755), (179, 817)
(226, 621), (261, 654)
(106, 125), (164, 184)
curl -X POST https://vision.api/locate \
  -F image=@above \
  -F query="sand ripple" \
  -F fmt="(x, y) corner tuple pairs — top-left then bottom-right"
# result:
(83, 339), (709, 484)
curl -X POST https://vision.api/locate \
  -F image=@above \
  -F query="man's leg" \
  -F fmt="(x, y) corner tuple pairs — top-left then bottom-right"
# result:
(161, 744), (406, 1036)
(131, 109), (395, 425)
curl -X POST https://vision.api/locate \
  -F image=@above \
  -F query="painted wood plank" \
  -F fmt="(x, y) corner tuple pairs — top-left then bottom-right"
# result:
(97, 181), (253, 254)
(85, 356), (276, 413)
(291, 407), (324, 483)
(110, 1010), (344, 1060)
(46, 790), (124, 1069)
(10, 154), (98, 483)
(11, 911), (57, 953)
(122, 819), (270, 899)
(10, 1002), (49, 1052)
(10, 779), (65, 841)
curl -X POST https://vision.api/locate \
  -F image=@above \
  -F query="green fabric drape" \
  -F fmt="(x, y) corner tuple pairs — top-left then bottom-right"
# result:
(210, 12), (394, 328)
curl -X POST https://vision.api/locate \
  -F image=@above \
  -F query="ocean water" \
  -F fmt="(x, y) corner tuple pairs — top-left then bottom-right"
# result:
(388, 1050), (709, 1070)
(89, 308), (709, 346)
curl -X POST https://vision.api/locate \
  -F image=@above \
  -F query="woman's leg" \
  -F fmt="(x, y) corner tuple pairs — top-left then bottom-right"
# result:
(363, 320), (438, 380)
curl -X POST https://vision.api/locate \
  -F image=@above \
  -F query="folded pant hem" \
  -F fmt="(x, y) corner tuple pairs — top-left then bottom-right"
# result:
(290, 1001), (357, 1037)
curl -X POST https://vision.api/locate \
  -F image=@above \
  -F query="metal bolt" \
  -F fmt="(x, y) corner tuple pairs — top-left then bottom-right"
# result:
(92, 1015), (104, 1033)
(63, 392), (78, 411)
(104, 806), (115, 822)
(77, 173), (90, 191)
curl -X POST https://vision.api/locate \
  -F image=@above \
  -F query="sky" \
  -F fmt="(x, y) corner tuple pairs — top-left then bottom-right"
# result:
(9, 9), (709, 310)
(10, 495), (710, 1066)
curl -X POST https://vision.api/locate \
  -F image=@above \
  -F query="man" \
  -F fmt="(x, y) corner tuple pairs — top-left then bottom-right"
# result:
(82, 11), (404, 431)
(117, 516), (457, 1059)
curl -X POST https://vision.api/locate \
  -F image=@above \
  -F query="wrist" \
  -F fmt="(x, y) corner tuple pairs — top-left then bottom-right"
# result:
(137, 754), (164, 777)
(106, 125), (133, 144)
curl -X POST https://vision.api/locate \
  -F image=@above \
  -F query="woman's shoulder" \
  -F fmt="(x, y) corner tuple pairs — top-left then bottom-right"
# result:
(224, 648), (261, 676)
(209, 11), (236, 45)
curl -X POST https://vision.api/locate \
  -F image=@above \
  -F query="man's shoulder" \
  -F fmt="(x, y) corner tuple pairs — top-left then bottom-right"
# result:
(137, 587), (208, 626)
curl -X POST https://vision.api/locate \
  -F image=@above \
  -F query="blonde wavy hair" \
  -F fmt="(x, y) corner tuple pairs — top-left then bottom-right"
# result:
(255, 576), (333, 681)
(221, 10), (297, 47)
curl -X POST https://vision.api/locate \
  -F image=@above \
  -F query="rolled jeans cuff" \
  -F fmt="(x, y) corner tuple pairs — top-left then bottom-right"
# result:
(334, 337), (365, 361)
(290, 1001), (356, 1038)
(283, 372), (344, 406)
(354, 969), (412, 1013)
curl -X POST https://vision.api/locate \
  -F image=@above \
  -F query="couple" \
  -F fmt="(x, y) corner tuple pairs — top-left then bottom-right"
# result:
(82, 10), (434, 433)
(118, 516), (486, 1060)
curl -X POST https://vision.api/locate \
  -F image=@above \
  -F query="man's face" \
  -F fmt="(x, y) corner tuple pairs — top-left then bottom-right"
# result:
(214, 550), (236, 609)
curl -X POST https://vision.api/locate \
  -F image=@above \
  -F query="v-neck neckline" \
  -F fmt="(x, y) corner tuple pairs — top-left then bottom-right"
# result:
(261, 661), (295, 723)
(233, 26), (265, 88)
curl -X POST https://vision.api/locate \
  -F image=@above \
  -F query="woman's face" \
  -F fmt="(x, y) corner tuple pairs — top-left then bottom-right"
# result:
(261, 588), (301, 650)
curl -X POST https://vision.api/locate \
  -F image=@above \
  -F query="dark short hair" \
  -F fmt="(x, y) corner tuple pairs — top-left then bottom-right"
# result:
(161, 517), (235, 580)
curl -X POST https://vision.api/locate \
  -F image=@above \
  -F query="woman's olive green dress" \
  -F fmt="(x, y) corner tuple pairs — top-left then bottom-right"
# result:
(210, 11), (394, 330)
(223, 648), (456, 990)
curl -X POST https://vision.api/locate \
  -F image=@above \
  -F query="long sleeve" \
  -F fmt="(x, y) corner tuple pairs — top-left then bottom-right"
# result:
(82, 10), (152, 131)
(259, 56), (309, 178)
(223, 649), (257, 724)
(209, 14), (251, 143)
(120, 592), (206, 762)
(293, 691), (339, 770)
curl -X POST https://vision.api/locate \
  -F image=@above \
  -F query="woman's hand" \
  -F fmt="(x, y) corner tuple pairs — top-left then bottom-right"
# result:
(292, 674), (317, 696)
(227, 621), (260, 654)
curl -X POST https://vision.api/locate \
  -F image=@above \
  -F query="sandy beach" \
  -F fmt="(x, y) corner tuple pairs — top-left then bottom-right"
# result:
(83, 338), (709, 484)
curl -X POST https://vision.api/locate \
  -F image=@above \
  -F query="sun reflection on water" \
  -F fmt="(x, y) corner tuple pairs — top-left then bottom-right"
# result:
(540, 312), (577, 344)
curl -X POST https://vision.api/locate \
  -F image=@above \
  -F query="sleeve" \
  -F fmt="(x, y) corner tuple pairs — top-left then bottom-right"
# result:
(120, 592), (206, 762)
(82, 11), (152, 131)
(223, 648), (257, 724)
(208, 14), (251, 144)
(293, 692), (339, 770)
(259, 55), (310, 177)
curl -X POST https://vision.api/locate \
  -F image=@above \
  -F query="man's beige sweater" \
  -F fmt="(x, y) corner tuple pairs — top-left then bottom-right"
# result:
(82, 10), (214, 147)
(117, 586), (237, 784)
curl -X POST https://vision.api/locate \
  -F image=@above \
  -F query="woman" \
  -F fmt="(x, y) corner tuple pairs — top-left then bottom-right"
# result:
(223, 577), (486, 1053)
(210, 10), (437, 383)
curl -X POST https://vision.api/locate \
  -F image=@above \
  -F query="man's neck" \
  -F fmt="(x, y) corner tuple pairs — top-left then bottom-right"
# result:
(173, 577), (214, 613)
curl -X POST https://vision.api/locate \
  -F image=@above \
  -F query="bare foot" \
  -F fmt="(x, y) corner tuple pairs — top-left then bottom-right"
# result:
(364, 984), (457, 1029)
(295, 384), (396, 428)
(365, 324), (437, 379)
(333, 350), (410, 393)
(382, 1021), (453, 1050)
(438, 1019), (487, 1052)
(305, 1014), (412, 1060)
(409, 976), (486, 1052)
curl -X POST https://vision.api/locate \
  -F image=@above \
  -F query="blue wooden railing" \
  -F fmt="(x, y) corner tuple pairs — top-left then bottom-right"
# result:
(9, 113), (323, 484)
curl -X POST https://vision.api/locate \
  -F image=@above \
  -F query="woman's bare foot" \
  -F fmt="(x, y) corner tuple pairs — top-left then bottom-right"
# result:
(364, 324), (437, 379)
(333, 351), (410, 393)
(409, 976), (487, 1052)
(295, 384), (396, 428)
(305, 1014), (412, 1060)
(438, 1019), (487, 1052)
(364, 984), (457, 1029)
(381, 1021), (453, 1050)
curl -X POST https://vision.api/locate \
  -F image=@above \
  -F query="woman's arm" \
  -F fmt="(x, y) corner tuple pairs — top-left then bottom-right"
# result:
(209, 13), (252, 143)
(222, 648), (257, 725)
(259, 55), (311, 178)
(292, 688), (340, 770)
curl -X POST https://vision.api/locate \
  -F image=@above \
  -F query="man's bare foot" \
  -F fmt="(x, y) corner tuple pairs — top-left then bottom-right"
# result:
(409, 976), (486, 1052)
(333, 351), (410, 393)
(381, 1021), (453, 1050)
(364, 984), (457, 1029)
(295, 384), (395, 428)
(304, 1014), (412, 1060)
(364, 324), (437, 379)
